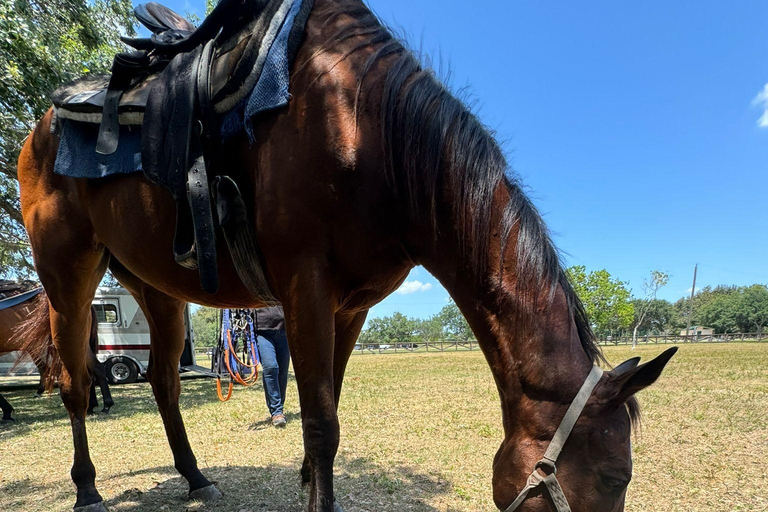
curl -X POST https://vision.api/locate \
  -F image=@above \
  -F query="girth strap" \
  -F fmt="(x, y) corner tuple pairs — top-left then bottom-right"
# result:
(504, 365), (604, 512)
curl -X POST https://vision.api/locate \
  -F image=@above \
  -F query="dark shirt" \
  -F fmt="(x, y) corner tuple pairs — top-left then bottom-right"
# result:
(254, 306), (285, 332)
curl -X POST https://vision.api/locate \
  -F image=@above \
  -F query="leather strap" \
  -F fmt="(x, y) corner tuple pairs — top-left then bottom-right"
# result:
(96, 51), (149, 154)
(503, 365), (604, 512)
(186, 39), (219, 294)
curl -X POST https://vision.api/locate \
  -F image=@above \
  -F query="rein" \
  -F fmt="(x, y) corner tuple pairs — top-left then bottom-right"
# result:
(504, 365), (604, 512)
(212, 309), (261, 401)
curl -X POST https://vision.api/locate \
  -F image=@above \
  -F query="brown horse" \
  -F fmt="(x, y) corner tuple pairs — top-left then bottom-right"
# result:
(1, 290), (49, 405)
(1, 291), (113, 421)
(16, 0), (675, 510)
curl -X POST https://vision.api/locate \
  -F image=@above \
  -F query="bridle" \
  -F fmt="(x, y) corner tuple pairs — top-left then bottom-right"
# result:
(504, 365), (604, 512)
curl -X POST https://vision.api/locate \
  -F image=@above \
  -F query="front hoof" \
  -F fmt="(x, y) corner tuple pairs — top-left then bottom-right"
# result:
(73, 501), (109, 512)
(100, 407), (111, 414)
(334, 499), (344, 512)
(1, 416), (14, 422)
(189, 484), (222, 502)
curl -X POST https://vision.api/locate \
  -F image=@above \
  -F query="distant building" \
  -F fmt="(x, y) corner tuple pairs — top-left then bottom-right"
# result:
(680, 326), (715, 336)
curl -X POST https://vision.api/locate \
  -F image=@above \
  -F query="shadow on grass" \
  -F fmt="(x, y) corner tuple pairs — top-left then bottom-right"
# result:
(0, 457), (459, 512)
(0, 377), (272, 441)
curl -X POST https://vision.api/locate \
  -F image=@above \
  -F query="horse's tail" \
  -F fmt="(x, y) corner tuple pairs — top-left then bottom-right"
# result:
(10, 291), (60, 393)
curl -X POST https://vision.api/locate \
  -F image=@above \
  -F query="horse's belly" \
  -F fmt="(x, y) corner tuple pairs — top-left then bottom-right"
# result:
(85, 175), (258, 307)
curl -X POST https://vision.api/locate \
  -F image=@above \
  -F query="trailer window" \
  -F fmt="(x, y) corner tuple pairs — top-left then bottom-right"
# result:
(94, 304), (118, 324)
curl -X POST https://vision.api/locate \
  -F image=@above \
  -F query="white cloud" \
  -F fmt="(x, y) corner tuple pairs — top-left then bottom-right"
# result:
(395, 280), (433, 295)
(752, 83), (768, 128)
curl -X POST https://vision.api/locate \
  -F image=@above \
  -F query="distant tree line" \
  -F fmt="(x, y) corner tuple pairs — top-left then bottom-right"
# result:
(189, 273), (768, 347)
(565, 266), (768, 337)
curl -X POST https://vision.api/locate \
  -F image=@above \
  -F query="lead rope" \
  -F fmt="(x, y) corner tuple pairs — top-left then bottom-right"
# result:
(214, 309), (261, 401)
(504, 365), (604, 512)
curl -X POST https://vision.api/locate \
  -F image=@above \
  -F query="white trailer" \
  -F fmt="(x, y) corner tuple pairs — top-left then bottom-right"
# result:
(1, 287), (210, 384)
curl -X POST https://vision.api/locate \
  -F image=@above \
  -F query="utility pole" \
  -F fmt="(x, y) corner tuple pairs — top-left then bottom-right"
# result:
(685, 264), (698, 340)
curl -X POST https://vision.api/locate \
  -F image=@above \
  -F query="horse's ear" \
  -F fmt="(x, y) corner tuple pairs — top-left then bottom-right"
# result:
(606, 347), (677, 404)
(610, 357), (641, 376)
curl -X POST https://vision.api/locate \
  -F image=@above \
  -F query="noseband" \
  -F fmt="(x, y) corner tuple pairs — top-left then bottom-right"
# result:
(504, 365), (604, 512)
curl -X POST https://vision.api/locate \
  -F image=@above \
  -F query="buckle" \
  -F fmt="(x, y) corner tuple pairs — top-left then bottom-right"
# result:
(535, 458), (557, 476)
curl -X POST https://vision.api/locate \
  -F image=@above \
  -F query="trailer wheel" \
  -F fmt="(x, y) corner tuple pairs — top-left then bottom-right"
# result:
(106, 357), (139, 384)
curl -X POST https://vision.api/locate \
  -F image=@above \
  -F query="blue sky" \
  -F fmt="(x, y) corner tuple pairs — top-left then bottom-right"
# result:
(170, 0), (768, 320)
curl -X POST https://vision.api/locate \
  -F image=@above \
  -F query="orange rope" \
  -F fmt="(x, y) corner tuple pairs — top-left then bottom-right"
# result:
(216, 376), (233, 402)
(225, 330), (259, 386)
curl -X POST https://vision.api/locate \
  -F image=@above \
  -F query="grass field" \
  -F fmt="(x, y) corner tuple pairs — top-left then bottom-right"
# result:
(0, 343), (766, 511)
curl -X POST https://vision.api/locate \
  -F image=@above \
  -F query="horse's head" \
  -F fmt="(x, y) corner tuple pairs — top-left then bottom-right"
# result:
(491, 348), (677, 512)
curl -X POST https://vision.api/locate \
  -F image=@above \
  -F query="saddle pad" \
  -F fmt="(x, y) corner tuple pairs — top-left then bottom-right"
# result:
(0, 288), (43, 311)
(53, 119), (143, 178)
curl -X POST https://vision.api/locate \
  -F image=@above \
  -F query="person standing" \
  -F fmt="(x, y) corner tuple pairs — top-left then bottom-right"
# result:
(254, 306), (290, 427)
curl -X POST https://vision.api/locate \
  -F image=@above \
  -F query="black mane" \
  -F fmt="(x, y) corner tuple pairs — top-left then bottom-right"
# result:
(309, 0), (607, 369)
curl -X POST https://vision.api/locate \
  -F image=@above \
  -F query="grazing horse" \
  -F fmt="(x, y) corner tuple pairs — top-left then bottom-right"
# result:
(17, 0), (675, 510)
(1, 290), (49, 407)
(2, 291), (113, 422)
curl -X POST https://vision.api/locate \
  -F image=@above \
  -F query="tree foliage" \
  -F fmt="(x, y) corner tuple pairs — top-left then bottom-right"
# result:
(566, 265), (634, 336)
(631, 298), (678, 335)
(190, 306), (220, 347)
(359, 301), (475, 345)
(0, 0), (135, 277)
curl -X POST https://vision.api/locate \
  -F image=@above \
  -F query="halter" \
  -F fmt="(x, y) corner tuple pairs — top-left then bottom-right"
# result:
(504, 365), (604, 512)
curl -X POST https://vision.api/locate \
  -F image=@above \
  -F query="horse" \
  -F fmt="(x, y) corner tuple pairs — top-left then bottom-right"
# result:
(1, 289), (50, 404)
(1, 290), (113, 421)
(16, 0), (676, 510)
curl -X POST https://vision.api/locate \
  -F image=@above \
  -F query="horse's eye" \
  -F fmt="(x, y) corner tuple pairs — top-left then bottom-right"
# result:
(600, 475), (629, 491)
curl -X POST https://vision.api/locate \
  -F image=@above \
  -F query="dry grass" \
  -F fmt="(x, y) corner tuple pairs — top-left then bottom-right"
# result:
(0, 343), (766, 511)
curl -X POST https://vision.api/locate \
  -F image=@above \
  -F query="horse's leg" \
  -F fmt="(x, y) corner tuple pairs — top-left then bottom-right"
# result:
(131, 286), (220, 500)
(41, 254), (108, 510)
(34, 359), (47, 396)
(301, 310), (368, 487)
(0, 393), (13, 421)
(95, 366), (114, 413)
(87, 376), (99, 415)
(283, 281), (353, 512)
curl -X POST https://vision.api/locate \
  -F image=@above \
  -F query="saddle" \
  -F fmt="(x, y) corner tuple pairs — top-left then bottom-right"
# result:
(51, 0), (313, 297)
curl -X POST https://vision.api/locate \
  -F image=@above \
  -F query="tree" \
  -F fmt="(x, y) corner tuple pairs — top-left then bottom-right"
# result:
(436, 301), (474, 341)
(631, 270), (669, 348)
(362, 312), (418, 346)
(414, 315), (443, 342)
(566, 266), (634, 337)
(740, 284), (768, 334)
(0, 0), (135, 277)
(190, 306), (220, 347)
(631, 298), (678, 336)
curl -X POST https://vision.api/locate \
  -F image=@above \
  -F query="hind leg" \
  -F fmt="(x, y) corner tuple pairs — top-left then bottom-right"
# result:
(95, 368), (114, 413)
(40, 252), (109, 510)
(110, 263), (219, 500)
(0, 393), (13, 421)
(35, 359), (47, 396)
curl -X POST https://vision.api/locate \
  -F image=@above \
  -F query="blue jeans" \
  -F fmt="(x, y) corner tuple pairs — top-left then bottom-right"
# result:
(256, 330), (290, 416)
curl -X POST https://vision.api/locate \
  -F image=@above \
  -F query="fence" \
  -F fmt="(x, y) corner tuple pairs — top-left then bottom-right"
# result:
(351, 340), (479, 354)
(597, 332), (767, 346)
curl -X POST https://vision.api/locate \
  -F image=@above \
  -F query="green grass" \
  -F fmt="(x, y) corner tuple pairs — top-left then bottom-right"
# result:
(0, 343), (766, 511)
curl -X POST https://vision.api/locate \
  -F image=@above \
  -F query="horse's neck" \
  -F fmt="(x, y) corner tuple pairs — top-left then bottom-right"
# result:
(417, 203), (593, 423)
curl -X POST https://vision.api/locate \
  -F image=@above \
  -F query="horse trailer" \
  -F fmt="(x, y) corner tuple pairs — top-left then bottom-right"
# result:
(1, 287), (207, 384)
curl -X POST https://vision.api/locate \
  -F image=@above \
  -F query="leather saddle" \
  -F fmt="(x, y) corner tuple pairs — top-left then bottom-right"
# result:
(51, 0), (311, 297)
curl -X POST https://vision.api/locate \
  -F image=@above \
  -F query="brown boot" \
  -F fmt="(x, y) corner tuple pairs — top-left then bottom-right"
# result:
(271, 413), (287, 428)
